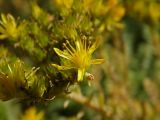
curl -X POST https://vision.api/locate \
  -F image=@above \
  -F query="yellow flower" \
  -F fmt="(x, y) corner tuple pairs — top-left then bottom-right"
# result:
(21, 107), (44, 120)
(52, 38), (104, 81)
(112, 6), (125, 22)
(107, 0), (118, 9)
(0, 14), (24, 40)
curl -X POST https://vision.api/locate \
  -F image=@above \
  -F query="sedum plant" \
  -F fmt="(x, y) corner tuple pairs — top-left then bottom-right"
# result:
(0, 14), (25, 40)
(0, 0), (124, 102)
(2, 0), (160, 119)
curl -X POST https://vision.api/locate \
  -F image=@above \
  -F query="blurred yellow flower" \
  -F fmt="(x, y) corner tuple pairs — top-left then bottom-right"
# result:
(112, 6), (125, 22)
(107, 0), (118, 9)
(53, 0), (73, 16)
(0, 14), (24, 40)
(21, 107), (44, 120)
(149, 2), (160, 23)
(52, 38), (104, 81)
(130, 0), (160, 24)
(104, 0), (125, 30)
(83, 0), (108, 16)
(54, 0), (73, 9)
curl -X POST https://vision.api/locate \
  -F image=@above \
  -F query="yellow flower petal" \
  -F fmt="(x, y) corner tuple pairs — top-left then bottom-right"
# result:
(0, 26), (5, 32)
(52, 64), (73, 70)
(0, 34), (7, 39)
(77, 68), (85, 81)
(89, 39), (100, 54)
(91, 59), (105, 64)
(1, 14), (7, 24)
(7, 14), (16, 28)
(75, 40), (81, 51)
(54, 48), (71, 60)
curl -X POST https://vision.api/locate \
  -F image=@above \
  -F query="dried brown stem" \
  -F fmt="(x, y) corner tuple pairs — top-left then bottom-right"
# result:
(67, 92), (109, 118)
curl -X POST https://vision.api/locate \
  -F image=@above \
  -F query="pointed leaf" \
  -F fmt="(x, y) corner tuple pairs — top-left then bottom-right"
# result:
(89, 39), (100, 54)
(54, 48), (71, 60)
(52, 64), (73, 70)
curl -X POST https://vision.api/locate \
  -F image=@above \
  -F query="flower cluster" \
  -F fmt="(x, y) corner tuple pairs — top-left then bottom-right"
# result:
(127, 0), (160, 25)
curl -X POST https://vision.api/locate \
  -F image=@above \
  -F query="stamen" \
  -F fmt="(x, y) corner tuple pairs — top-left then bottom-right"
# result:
(81, 36), (88, 51)
(84, 39), (87, 51)
(88, 40), (92, 50)
(81, 38), (85, 50)
(62, 43), (73, 55)
(66, 40), (76, 52)
(63, 41), (75, 56)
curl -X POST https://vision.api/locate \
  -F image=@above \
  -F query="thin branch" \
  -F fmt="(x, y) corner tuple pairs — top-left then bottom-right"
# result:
(67, 92), (109, 118)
